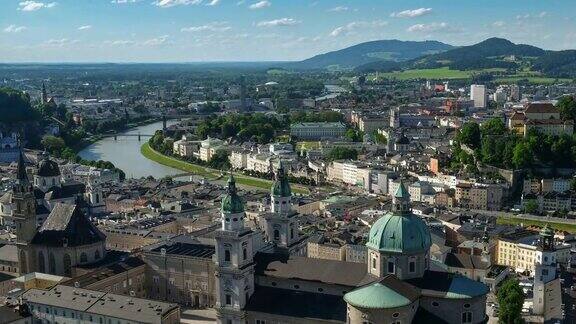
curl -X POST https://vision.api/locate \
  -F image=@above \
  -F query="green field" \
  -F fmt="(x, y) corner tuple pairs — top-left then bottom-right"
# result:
(373, 67), (472, 80)
(497, 216), (576, 234)
(369, 66), (573, 84)
(141, 142), (309, 194)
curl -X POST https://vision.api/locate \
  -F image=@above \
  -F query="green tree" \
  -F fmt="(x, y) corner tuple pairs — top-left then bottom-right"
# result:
(512, 143), (533, 169)
(327, 147), (358, 161)
(481, 118), (507, 136)
(208, 149), (231, 170)
(457, 122), (481, 149)
(524, 200), (539, 214)
(41, 135), (66, 153)
(497, 279), (524, 324)
(557, 95), (576, 121)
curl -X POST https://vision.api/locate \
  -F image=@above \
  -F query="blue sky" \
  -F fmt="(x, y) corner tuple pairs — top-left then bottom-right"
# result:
(1, 0), (575, 62)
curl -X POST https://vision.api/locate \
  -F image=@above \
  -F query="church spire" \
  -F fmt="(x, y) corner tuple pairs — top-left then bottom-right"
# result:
(392, 181), (411, 214)
(16, 150), (29, 184)
(41, 82), (48, 104)
(271, 161), (291, 198)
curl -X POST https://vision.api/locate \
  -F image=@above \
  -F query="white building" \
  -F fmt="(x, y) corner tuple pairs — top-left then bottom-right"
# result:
(470, 85), (487, 108)
(290, 122), (346, 140)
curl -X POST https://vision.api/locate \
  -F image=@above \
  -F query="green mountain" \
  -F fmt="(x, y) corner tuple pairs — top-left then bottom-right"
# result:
(355, 38), (576, 78)
(287, 39), (454, 70)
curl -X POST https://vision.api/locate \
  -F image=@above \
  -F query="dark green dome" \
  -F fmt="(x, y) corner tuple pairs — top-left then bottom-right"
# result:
(367, 212), (431, 254)
(221, 175), (244, 214)
(271, 162), (291, 197)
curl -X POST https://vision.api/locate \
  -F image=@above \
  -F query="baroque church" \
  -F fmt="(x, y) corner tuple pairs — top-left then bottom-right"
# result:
(10, 151), (107, 277)
(1, 152), (104, 227)
(214, 164), (489, 324)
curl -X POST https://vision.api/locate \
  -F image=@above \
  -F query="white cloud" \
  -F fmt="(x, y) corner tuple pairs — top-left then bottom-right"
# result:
(78, 25), (92, 31)
(41, 38), (79, 47)
(110, 0), (140, 3)
(492, 21), (505, 28)
(104, 40), (137, 46)
(330, 20), (388, 37)
(142, 35), (169, 46)
(257, 18), (300, 27)
(4, 25), (27, 33)
(18, 1), (57, 11)
(249, 0), (270, 10)
(407, 22), (461, 33)
(516, 11), (547, 20)
(328, 6), (348, 12)
(391, 8), (432, 18)
(206, 0), (220, 5)
(153, 0), (202, 8)
(181, 22), (231, 32)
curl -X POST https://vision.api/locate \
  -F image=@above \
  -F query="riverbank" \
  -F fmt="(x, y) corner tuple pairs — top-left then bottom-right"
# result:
(497, 216), (576, 233)
(140, 142), (310, 194)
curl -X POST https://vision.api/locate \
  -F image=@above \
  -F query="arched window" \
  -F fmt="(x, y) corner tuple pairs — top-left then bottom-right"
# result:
(38, 251), (45, 273)
(42, 179), (46, 186)
(95, 250), (101, 260)
(462, 311), (472, 323)
(273, 229), (280, 241)
(52, 178), (56, 186)
(49, 252), (56, 274)
(242, 248), (247, 260)
(80, 252), (88, 263)
(290, 227), (294, 239)
(63, 254), (72, 277)
(95, 194), (100, 204)
(224, 250), (231, 262)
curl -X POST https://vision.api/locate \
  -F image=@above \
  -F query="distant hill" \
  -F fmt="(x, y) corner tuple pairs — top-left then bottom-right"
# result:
(355, 37), (576, 78)
(287, 40), (454, 70)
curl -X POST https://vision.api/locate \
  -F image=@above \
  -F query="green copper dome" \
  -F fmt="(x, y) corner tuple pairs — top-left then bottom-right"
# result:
(344, 281), (413, 309)
(540, 224), (554, 237)
(271, 162), (291, 197)
(221, 175), (244, 214)
(366, 212), (431, 254)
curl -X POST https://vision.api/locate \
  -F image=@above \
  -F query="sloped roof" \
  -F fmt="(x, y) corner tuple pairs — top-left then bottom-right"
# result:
(406, 270), (489, 299)
(32, 203), (105, 247)
(444, 252), (490, 270)
(525, 103), (558, 114)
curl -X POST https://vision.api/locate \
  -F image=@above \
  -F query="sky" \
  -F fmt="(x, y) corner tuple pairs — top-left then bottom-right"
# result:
(1, 0), (575, 63)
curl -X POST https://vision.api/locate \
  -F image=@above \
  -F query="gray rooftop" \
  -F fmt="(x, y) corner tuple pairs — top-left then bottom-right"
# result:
(22, 285), (179, 323)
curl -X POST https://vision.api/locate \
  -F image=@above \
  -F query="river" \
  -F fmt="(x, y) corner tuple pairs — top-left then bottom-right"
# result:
(78, 121), (180, 179)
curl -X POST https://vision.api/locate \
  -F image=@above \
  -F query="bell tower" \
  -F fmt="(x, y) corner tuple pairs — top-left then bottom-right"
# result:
(263, 162), (301, 251)
(12, 151), (37, 274)
(214, 175), (254, 324)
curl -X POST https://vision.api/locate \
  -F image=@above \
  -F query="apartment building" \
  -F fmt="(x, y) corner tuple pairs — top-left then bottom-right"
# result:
(496, 231), (571, 274)
(455, 183), (503, 211)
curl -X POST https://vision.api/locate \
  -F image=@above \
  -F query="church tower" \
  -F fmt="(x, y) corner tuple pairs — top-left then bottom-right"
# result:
(12, 151), (37, 274)
(41, 82), (48, 105)
(214, 175), (255, 324)
(533, 225), (562, 320)
(85, 176), (105, 214)
(262, 162), (301, 252)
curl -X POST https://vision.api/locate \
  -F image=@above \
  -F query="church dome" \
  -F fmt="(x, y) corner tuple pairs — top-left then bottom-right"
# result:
(221, 175), (244, 214)
(367, 212), (431, 254)
(37, 158), (60, 177)
(366, 183), (431, 254)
